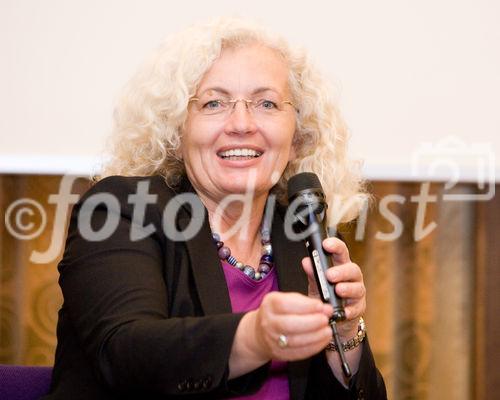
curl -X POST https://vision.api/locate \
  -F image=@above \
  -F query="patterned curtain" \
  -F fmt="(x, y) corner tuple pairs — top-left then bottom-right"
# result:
(1, 175), (498, 399)
(344, 182), (479, 399)
(0, 175), (90, 364)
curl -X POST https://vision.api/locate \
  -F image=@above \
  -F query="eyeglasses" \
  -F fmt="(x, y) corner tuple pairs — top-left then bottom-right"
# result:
(189, 96), (297, 118)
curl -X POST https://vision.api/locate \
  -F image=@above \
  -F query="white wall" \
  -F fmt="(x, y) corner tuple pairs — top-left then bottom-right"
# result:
(1, 0), (499, 182)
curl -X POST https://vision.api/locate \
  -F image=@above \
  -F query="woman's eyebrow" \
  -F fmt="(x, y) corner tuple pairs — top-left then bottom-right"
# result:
(251, 87), (279, 95)
(198, 86), (281, 96)
(199, 87), (231, 96)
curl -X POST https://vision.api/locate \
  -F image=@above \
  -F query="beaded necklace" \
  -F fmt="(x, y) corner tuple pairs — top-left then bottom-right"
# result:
(211, 202), (274, 281)
(211, 230), (273, 281)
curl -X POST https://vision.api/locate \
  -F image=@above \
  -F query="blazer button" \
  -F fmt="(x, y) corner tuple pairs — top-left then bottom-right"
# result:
(177, 380), (187, 392)
(357, 388), (365, 400)
(203, 376), (213, 389)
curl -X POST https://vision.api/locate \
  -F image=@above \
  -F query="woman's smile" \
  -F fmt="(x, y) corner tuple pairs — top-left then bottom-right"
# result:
(181, 44), (296, 199)
(217, 147), (263, 160)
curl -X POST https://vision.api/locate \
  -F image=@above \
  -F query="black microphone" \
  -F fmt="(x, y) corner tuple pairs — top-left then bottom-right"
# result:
(287, 172), (351, 377)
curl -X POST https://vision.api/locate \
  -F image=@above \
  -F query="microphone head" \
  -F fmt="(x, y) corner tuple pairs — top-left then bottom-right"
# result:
(287, 172), (324, 202)
(287, 172), (327, 229)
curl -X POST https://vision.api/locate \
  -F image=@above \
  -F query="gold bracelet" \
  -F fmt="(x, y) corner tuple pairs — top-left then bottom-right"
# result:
(325, 317), (366, 352)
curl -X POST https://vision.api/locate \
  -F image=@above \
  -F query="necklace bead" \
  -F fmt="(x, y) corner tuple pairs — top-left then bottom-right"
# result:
(262, 243), (272, 256)
(259, 263), (271, 274)
(218, 246), (231, 260)
(211, 230), (274, 281)
(243, 266), (255, 279)
(261, 254), (272, 264)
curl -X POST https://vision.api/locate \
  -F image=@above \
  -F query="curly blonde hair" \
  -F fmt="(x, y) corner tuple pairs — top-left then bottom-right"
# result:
(100, 17), (367, 222)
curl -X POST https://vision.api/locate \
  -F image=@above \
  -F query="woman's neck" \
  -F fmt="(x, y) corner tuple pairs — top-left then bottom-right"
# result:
(197, 190), (269, 266)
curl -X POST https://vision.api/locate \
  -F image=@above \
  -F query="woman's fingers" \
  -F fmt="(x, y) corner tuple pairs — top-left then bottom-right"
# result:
(272, 312), (330, 334)
(304, 247), (366, 328)
(301, 256), (314, 281)
(302, 254), (364, 312)
(265, 292), (326, 315)
(277, 326), (332, 349)
(294, 239), (367, 346)
(326, 263), (366, 321)
(301, 238), (357, 295)
(301, 257), (319, 296)
(272, 328), (333, 361)
(254, 269), (366, 362)
(334, 281), (365, 299)
(322, 237), (351, 264)
(255, 292), (336, 361)
(301, 238), (351, 279)
(343, 297), (366, 320)
(326, 262), (363, 284)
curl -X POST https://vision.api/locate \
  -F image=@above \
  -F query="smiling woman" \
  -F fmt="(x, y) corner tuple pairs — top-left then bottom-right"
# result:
(181, 44), (297, 208)
(100, 18), (366, 221)
(42, 17), (386, 399)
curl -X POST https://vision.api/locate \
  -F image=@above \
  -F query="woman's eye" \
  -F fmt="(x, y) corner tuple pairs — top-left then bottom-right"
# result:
(259, 100), (277, 109)
(204, 100), (222, 109)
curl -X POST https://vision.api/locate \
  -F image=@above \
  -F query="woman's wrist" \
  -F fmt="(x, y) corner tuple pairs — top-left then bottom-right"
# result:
(336, 316), (360, 339)
(242, 310), (271, 363)
(228, 311), (270, 379)
(326, 317), (366, 352)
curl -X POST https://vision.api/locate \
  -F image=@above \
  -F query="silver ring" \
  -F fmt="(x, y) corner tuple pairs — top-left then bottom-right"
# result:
(278, 334), (288, 348)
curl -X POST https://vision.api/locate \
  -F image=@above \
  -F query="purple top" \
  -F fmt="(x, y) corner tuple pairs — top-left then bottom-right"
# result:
(221, 261), (290, 400)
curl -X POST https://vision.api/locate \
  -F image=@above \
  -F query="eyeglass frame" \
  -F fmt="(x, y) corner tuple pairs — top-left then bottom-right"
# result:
(188, 96), (298, 116)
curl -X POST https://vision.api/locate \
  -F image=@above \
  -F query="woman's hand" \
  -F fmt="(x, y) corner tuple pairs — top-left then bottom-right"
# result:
(301, 237), (366, 340)
(251, 292), (334, 361)
(229, 292), (333, 378)
(229, 238), (365, 379)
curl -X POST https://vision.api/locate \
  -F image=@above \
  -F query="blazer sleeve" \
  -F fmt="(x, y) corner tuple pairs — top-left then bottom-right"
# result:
(58, 176), (267, 397)
(306, 338), (387, 399)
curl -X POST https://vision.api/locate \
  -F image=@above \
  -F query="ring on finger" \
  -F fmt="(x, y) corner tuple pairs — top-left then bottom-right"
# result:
(278, 334), (289, 348)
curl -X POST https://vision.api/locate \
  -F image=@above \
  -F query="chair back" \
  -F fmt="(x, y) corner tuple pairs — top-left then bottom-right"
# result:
(0, 364), (52, 400)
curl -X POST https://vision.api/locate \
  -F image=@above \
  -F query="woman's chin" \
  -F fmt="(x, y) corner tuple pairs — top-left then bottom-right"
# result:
(215, 178), (270, 198)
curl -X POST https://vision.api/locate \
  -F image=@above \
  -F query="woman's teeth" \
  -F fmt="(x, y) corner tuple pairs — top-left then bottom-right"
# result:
(218, 148), (262, 159)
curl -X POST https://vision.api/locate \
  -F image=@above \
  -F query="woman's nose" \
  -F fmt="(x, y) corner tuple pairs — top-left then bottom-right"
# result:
(223, 101), (257, 135)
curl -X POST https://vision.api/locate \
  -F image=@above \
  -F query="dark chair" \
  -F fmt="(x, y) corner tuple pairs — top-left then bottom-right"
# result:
(0, 364), (52, 400)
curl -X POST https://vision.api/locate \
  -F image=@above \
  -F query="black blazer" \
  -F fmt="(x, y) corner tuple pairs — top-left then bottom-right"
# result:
(43, 175), (386, 400)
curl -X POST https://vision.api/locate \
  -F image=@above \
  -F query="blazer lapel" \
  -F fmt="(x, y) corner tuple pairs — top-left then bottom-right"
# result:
(175, 178), (233, 316)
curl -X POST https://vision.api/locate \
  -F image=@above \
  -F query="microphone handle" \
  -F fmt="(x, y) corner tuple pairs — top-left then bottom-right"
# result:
(304, 210), (352, 378)
(304, 211), (346, 321)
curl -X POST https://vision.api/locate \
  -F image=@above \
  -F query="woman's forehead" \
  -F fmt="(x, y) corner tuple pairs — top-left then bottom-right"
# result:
(196, 44), (290, 95)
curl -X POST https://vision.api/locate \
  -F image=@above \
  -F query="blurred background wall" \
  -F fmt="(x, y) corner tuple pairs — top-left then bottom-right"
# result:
(1, 0), (499, 180)
(1, 1), (499, 399)
(2, 177), (499, 400)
